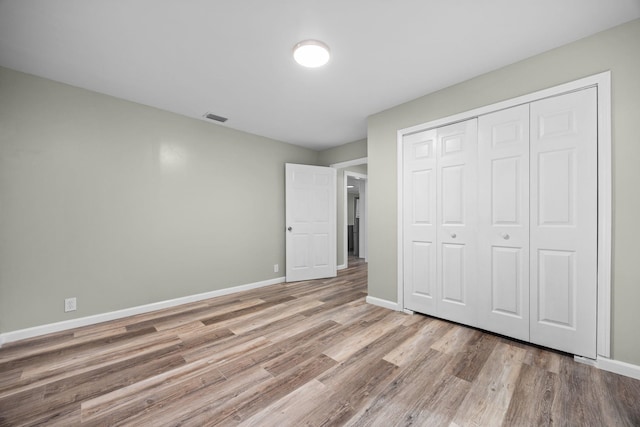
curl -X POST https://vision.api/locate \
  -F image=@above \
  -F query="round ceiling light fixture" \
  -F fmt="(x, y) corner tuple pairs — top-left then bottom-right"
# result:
(293, 39), (330, 68)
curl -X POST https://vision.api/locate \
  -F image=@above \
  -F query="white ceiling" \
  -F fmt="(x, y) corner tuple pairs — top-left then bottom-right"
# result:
(1, 1), (639, 151)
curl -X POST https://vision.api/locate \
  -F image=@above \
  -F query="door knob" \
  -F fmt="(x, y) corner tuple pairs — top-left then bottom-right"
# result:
(502, 233), (510, 240)
(450, 233), (457, 239)
(287, 227), (292, 231)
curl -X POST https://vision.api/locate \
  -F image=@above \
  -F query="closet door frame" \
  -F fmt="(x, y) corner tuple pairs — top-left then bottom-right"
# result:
(396, 71), (611, 358)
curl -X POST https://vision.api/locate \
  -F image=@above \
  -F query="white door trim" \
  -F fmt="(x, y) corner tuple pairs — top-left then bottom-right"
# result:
(358, 176), (367, 262)
(396, 71), (612, 358)
(330, 157), (368, 169)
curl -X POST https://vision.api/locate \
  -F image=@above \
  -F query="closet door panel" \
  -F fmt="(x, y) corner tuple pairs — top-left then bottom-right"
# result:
(403, 130), (438, 314)
(441, 165), (464, 224)
(478, 105), (530, 341)
(436, 119), (478, 326)
(530, 88), (597, 359)
(537, 249), (575, 326)
(441, 243), (466, 303)
(491, 247), (523, 314)
(492, 157), (522, 224)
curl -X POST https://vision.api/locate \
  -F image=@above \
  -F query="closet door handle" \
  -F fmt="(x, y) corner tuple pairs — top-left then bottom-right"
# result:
(450, 233), (457, 239)
(501, 233), (510, 240)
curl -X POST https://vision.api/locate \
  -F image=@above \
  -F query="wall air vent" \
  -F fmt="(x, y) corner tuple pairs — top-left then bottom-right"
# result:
(203, 113), (228, 123)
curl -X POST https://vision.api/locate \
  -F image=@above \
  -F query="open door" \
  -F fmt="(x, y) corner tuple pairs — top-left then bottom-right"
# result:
(286, 163), (337, 282)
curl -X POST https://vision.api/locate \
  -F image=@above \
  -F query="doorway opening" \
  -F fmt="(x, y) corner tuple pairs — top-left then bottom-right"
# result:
(330, 157), (368, 269)
(343, 171), (367, 268)
(347, 174), (365, 264)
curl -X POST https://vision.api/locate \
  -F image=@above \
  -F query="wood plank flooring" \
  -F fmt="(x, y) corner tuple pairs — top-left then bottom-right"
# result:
(1, 258), (639, 426)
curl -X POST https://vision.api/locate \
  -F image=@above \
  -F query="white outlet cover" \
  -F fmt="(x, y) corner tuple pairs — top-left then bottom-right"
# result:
(65, 297), (77, 312)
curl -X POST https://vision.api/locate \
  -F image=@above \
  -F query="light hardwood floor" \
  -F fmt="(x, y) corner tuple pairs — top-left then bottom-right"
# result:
(1, 258), (639, 426)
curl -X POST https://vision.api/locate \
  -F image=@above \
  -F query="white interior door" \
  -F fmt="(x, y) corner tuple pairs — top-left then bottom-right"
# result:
(529, 88), (598, 358)
(403, 129), (438, 314)
(436, 119), (478, 325)
(285, 163), (337, 282)
(478, 104), (530, 341)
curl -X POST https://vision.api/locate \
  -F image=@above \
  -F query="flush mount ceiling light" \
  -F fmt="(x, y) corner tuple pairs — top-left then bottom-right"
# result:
(293, 39), (330, 68)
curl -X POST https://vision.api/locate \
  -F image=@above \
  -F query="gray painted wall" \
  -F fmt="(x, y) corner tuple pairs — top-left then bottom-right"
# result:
(367, 19), (640, 365)
(0, 67), (318, 333)
(317, 138), (367, 166)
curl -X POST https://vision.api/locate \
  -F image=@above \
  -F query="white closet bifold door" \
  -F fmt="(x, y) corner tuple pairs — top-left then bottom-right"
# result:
(403, 129), (438, 315)
(402, 118), (478, 325)
(435, 119), (478, 326)
(402, 85), (599, 358)
(478, 104), (530, 341)
(529, 88), (598, 359)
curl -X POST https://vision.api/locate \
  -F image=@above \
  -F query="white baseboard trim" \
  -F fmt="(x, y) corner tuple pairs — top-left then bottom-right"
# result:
(594, 356), (640, 380)
(0, 276), (285, 347)
(365, 296), (400, 311)
(337, 263), (347, 270)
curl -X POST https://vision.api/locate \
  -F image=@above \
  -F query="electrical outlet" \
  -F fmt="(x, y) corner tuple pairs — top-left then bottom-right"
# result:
(274, 264), (279, 273)
(64, 297), (77, 312)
